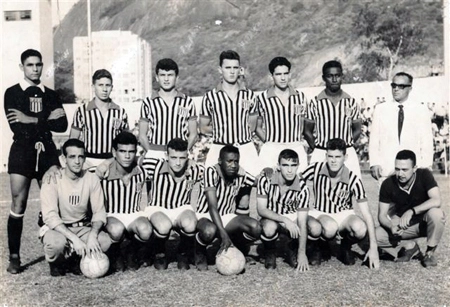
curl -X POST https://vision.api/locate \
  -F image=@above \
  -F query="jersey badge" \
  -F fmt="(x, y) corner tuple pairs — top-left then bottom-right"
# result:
(69, 194), (81, 206)
(177, 106), (190, 117)
(112, 118), (122, 129)
(29, 97), (43, 113)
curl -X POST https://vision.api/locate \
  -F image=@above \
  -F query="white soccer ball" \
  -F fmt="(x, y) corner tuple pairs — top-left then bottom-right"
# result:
(80, 253), (110, 278)
(216, 246), (246, 276)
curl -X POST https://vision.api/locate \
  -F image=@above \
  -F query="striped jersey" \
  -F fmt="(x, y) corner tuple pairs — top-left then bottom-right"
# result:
(306, 90), (360, 148)
(200, 83), (257, 144)
(302, 162), (366, 213)
(197, 164), (256, 215)
(257, 171), (310, 214)
(140, 91), (197, 145)
(142, 158), (204, 209)
(72, 99), (128, 158)
(257, 86), (308, 143)
(101, 161), (147, 214)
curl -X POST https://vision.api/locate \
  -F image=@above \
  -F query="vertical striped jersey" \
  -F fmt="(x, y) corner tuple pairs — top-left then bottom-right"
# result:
(257, 86), (308, 143)
(140, 91), (197, 145)
(101, 161), (147, 214)
(142, 158), (204, 209)
(257, 171), (310, 214)
(200, 83), (257, 145)
(196, 164), (256, 215)
(72, 99), (128, 158)
(306, 90), (360, 148)
(302, 162), (367, 213)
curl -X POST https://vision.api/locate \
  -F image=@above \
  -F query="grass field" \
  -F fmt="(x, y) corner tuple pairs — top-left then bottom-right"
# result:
(0, 172), (449, 307)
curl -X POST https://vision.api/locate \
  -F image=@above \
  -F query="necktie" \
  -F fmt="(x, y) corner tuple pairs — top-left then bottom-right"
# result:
(398, 105), (404, 140)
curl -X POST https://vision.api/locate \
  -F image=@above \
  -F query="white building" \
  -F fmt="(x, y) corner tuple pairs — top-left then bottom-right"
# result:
(73, 30), (152, 103)
(1, 0), (54, 172)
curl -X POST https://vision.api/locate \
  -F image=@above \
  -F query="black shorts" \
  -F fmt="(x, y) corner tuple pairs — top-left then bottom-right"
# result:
(8, 139), (60, 180)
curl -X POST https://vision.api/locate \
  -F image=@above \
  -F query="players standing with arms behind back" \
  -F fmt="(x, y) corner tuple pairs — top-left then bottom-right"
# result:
(4, 49), (68, 274)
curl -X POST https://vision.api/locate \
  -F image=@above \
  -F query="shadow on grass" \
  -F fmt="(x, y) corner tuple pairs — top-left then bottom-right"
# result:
(22, 255), (45, 271)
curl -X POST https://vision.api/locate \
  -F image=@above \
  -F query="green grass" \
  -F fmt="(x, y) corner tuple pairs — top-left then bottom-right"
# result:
(0, 173), (449, 306)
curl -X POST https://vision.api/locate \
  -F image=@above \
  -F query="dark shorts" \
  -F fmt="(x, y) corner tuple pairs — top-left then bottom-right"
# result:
(8, 139), (60, 180)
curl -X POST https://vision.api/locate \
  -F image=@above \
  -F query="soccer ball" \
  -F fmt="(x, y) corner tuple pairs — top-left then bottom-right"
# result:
(80, 253), (110, 278)
(216, 246), (246, 276)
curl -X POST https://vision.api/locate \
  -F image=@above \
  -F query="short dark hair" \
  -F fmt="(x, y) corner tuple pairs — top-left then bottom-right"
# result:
(269, 57), (291, 74)
(92, 69), (113, 84)
(322, 60), (342, 75)
(219, 50), (240, 66)
(278, 149), (298, 163)
(219, 145), (240, 160)
(21, 49), (42, 64)
(112, 131), (137, 150)
(62, 139), (85, 156)
(393, 72), (413, 84)
(156, 58), (179, 76)
(167, 138), (188, 152)
(395, 150), (416, 166)
(327, 138), (347, 154)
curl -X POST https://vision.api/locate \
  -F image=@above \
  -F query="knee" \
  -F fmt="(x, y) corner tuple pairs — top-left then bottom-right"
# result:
(307, 218), (322, 239)
(425, 208), (445, 224)
(135, 220), (152, 242)
(43, 231), (67, 262)
(197, 220), (217, 243)
(320, 220), (338, 239)
(178, 211), (197, 234)
(97, 232), (112, 252)
(246, 218), (262, 237)
(261, 219), (278, 238)
(350, 219), (367, 240)
(150, 213), (172, 236)
(106, 222), (126, 242)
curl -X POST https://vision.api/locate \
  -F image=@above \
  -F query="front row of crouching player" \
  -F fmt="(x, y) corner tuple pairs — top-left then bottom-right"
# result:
(39, 133), (444, 276)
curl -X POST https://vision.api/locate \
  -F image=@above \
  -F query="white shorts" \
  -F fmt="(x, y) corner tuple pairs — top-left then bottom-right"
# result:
(310, 147), (361, 179)
(205, 142), (259, 176)
(144, 149), (166, 160)
(107, 212), (147, 230)
(145, 205), (195, 224)
(308, 209), (356, 228)
(196, 213), (238, 228)
(281, 212), (298, 223)
(258, 142), (308, 173)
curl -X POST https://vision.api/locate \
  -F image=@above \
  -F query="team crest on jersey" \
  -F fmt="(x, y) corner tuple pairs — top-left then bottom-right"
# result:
(177, 107), (189, 117)
(112, 118), (122, 129)
(336, 188), (349, 200)
(345, 106), (353, 120)
(69, 194), (81, 206)
(185, 180), (195, 191)
(241, 99), (252, 110)
(29, 97), (43, 113)
(294, 104), (304, 115)
(136, 182), (144, 194)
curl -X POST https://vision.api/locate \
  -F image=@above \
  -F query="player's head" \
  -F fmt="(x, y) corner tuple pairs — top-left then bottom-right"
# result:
(394, 150), (417, 184)
(219, 50), (240, 85)
(112, 131), (137, 169)
(269, 57), (291, 90)
(277, 149), (299, 182)
(219, 145), (240, 178)
(62, 139), (86, 175)
(20, 49), (43, 83)
(391, 72), (413, 103)
(325, 138), (347, 173)
(92, 69), (113, 102)
(322, 60), (343, 93)
(156, 58), (179, 92)
(166, 138), (189, 175)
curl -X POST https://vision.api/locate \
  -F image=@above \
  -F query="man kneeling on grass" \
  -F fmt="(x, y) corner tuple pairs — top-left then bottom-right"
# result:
(302, 138), (379, 269)
(375, 150), (445, 267)
(257, 149), (312, 271)
(40, 139), (111, 276)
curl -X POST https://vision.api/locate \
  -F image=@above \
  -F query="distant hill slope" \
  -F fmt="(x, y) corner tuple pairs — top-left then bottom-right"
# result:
(54, 0), (443, 97)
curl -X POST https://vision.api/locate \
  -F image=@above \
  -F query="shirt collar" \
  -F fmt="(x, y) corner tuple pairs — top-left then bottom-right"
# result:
(397, 173), (416, 194)
(270, 171), (302, 191)
(106, 160), (141, 180)
(152, 90), (186, 99)
(267, 85), (298, 99)
(318, 162), (350, 185)
(19, 79), (45, 92)
(216, 82), (247, 93)
(213, 164), (244, 181)
(317, 89), (351, 101)
(86, 98), (121, 111)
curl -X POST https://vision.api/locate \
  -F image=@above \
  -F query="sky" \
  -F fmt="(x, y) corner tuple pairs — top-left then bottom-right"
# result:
(51, 0), (78, 26)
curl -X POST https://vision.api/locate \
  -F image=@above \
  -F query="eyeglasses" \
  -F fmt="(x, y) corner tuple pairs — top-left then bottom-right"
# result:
(391, 83), (411, 90)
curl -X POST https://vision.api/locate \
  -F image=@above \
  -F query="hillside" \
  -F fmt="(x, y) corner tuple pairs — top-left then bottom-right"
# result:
(54, 0), (444, 97)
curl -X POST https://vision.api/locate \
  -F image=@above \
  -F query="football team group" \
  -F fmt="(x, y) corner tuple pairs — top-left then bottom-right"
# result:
(4, 48), (445, 276)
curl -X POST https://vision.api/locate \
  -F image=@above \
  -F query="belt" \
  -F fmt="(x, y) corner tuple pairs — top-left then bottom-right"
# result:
(148, 144), (166, 151)
(65, 219), (91, 228)
(213, 140), (251, 147)
(315, 144), (353, 150)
